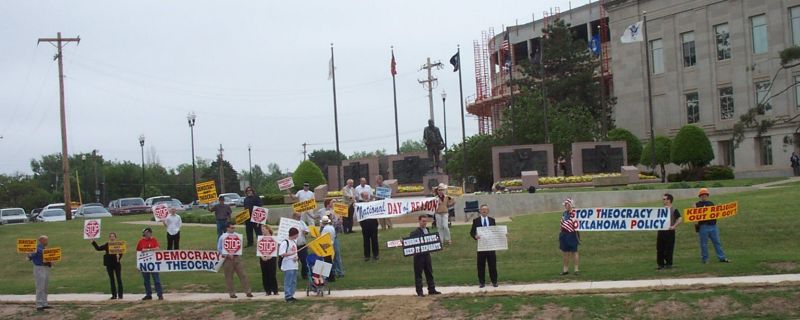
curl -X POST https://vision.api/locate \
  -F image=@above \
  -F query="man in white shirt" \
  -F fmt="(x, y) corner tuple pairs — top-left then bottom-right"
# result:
(291, 212), (310, 279)
(217, 222), (253, 298)
(292, 182), (317, 226)
(354, 177), (373, 202)
(319, 215), (337, 282)
(163, 208), (182, 250)
(279, 227), (300, 303)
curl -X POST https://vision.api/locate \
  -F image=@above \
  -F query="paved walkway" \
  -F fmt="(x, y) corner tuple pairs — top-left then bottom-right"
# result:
(752, 176), (800, 189)
(1, 274), (797, 303)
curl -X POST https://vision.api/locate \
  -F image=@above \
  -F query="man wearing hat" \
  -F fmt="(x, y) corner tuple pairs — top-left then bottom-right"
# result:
(319, 215), (337, 282)
(694, 188), (729, 264)
(434, 183), (455, 245)
(291, 182), (317, 226)
(136, 227), (163, 300)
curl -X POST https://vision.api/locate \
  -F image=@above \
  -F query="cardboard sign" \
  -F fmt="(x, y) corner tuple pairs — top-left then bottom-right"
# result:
(222, 233), (243, 256)
(256, 236), (278, 257)
(276, 217), (307, 241)
(312, 260), (333, 277)
(108, 241), (127, 255)
(250, 206), (269, 224)
(306, 232), (334, 257)
(446, 186), (464, 197)
(17, 239), (37, 253)
(196, 180), (218, 204)
(683, 201), (738, 223)
(277, 177), (294, 191)
(333, 202), (349, 217)
(234, 209), (251, 225)
(43, 247), (62, 263)
(354, 197), (438, 222)
(402, 232), (442, 257)
(386, 239), (403, 248)
(83, 219), (102, 240)
(152, 204), (170, 222)
(477, 225), (508, 252)
(375, 187), (392, 199)
(309, 226), (320, 238)
(136, 250), (223, 272)
(573, 207), (671, 231)
(292, 199), (317, 213)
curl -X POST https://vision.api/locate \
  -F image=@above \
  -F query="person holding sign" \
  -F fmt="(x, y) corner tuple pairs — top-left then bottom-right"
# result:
(341, 179), (357, 233)
(279, 227), (300, 303)
(290, 182), (317, 226)
(359, 191), (380, 262)
(217, 222), (253, 298)
(656, 194), (682, 270)
(163, 208), (182, 250)
(210, 196), (232, 238)
(91, 232), (124, 300)
(319, 215), (337, 282)
(375, 175), (393, 229)
(470, 205), (498, 288)
(694, 188), (730, 264)
(559, 198), (580, 276)
(258, 224), (279, 296)
(290, 212), (311, 279)
(243, 186), (263, 247)
(434, 184), (455, 246)
(27, 235), (52, 311)
(136, 227), (163, 300)
(410, 216), (441, 297)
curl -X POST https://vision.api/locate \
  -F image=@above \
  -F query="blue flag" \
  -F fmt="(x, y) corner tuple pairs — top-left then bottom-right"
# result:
(590, 35), (601, 56)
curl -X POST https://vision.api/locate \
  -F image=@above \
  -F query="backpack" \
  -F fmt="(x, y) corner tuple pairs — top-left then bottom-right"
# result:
(278, 239), (289, 265)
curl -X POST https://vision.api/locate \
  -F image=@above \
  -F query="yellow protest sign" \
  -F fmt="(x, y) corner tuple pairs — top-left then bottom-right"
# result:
(308, 226), (320, 238)
(17, 239), (37, 253)
(196, 180), (218, 204)
(292, 199), (317, 213)
(108, 241), (127, 255)
(43, 247), (62, 263)
(333, 202), (349, 217)
(446, 186), (464, 197)
(306, 232), (334, 258)
(683, 201), (738, 223)
(234, 209), (251, 225)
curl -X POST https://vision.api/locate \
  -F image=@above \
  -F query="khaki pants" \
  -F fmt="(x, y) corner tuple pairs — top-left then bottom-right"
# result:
(223, 256), (251, 295)
(33, 265), (49, 308)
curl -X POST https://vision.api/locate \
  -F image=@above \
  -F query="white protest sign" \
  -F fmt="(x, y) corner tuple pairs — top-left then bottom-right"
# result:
(152, 203), (170, 222)
(386, 239), (403, 248)
(375, 187), (392, 199)
(574, 207), (670, 231)
(250, 206), (269, 224)
(354, 197), (439, 222)
(277, 177), (294, 191)
(312, 260), (333, 277)
(256, 236), (278, 257)
(83, 219), (101, 239)
(477, 225), (508, 252)
(221, 233), (243, 256)
(276, 217), (307, 241)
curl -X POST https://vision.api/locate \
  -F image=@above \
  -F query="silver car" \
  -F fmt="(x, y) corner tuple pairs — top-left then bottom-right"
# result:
(0, 208), (28, 225)
(74, 205), (113, 218)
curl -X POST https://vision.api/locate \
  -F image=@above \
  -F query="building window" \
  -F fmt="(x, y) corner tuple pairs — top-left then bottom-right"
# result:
(714, 23), (731, 61)
(718, 140), (735, 167)
(751, 15), (768, 54)
(719, 87), (734, 120)
(686, 92), (699, 123)
(791, 7), (800, 46)
(759, 136), (773, 166)
(755, 81), (772, 113)
(681, 32), (696, 67)
(650, 39), (664, 74)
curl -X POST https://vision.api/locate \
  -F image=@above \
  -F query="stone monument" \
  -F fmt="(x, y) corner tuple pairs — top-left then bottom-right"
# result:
(491, 144), (554, 183)
(570, 141), (627, 176)
(423, 119), (445, 173)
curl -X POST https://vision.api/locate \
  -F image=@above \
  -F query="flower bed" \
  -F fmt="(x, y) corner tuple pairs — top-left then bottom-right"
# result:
(398, 185), (424, 193)
(495, 172), (658, 188)
(327, 190), (343, 197)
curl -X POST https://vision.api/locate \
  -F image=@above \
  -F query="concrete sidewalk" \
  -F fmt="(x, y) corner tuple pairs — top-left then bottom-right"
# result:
(2, 273), (798, 303)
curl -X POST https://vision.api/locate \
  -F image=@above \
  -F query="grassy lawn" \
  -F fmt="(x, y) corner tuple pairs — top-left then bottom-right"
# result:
(536, 177), (785, 193)
(0, 180), (798, 295)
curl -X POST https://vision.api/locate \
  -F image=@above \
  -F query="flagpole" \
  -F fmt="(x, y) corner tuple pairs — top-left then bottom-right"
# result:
(331, 43), (342, 189)
(392, 47), (400, 154)
(457, 46), (468, 189)
(642, 12), (656, 169)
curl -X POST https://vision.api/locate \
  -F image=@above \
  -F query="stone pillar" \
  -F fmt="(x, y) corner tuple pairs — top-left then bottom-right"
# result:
(521, 171), (539, 189)
(314, 184), (328, 201)
(423, 174), (450, 195)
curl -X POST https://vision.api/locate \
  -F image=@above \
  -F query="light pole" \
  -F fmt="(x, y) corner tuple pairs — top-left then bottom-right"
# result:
(139, 134), (145, 197)
(248, 144), (253, 188)
(187, 112), (197, 201)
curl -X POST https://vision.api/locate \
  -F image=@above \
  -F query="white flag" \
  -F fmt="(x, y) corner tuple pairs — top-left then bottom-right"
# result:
(328, 57), (334, 80)
(620, 21), (644, 43)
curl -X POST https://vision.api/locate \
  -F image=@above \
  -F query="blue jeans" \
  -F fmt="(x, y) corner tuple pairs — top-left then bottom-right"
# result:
(283, 269), (297, 300)
(216, 219), (227, 238)
(142, 272), (162, 297)
(698, 224), (727, 262)
(333, 238), (344, 276)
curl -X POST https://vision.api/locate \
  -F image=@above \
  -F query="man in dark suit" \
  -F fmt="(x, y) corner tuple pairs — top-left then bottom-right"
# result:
(470, 204), (498, 288)
(410, 215), (441, 297)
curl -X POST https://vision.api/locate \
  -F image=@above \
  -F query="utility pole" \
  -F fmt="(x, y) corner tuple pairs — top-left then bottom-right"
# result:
(92, 149), (99, 203)
(302, 142), (308, 161)
(218, 144), (225, 193)
(418, 57), (443, 122)
(38, 32), (80, 220)
(248, 144), (253, 188)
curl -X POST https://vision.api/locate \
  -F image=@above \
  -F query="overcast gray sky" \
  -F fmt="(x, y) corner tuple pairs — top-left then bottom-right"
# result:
(0, 0), (577, 175)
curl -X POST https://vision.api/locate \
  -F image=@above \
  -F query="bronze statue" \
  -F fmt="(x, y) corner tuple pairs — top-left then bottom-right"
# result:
(423, 119), (444, 173)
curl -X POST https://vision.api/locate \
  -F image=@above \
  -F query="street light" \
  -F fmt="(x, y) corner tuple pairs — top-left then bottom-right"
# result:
(187, 112), (197, 202)
(248, 144), (253, 188)
(139, 134), (145, 197)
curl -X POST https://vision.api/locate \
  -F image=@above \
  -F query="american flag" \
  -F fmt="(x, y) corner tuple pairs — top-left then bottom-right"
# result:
(561, 211), (578, 232)
(501, 35), (510, 51)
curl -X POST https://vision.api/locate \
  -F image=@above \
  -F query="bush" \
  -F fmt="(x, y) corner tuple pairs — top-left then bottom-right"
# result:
(671, 125), (714, 169)
(262, 194), (285, 205)
(291, 160), (326, 192)
(668, 182), (692, 189)
(179, 212), (216, 224)
(607, 128), (643, 166)
(703, 165), (734, 180)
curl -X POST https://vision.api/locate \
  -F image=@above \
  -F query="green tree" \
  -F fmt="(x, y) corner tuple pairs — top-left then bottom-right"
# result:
(349, 149), (386, 159)
(607, 128), (642, 166)
(308, 149), (346, 182)
(0, 174), (53, 210)
(641, 136), (672, 182)
(671, 125), (714, 173)
(399, 139), (426, 154)
(202, 159), (241, 195)
(291, 160), (326, 192)
(445, 134), (497, 191)
(257, 163), (285, 194)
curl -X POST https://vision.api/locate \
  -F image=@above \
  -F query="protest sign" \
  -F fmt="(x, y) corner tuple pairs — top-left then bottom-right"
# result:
(250, 206), (269, 224)
(402, 232), (442, 257)
(477, 225), (508, 252)
(354, 197), (439, 222)
(386, 239), (403, 248)
(221, 233), (243, 256)
(683, 201), (738, 223)
(446, 186), (464, 197)
(306, 232), (334, 258)
(152, 203), (170, 222)
(573, 207), (670, 231)
(196, 180), (218, 204)
(17, 239), (37, 253)
(312, 260), (333, 277)
(276, 217), (307, 241)
(137, 250), (224, 272)
(83, 219), (102, 239)
(333, 202), (349, 217)
(277, 177), (294, 191)
(292, 198), (317, 213)
(375, 187), (392, 199)
(234, 209), (250, 225)
(308, 226), (320, 238)
(43, 247), (61, 263)
(108, 241), (127, 254)
(256, 236), (278, 257)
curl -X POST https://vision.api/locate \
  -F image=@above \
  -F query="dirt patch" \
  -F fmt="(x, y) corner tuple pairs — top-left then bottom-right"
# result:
(536, 303), (583, 319)
(647, 300), (692, 319)
(761, 262), (798, 272)
(362, 296), (433, 320)
(317, 305), (356, 320)
(697, 296), (742, 318)
(179, 283), (211, 292)
(751, 297), (799, 316)
(511, 305), (539, 318)
(0, 304), (33, 319)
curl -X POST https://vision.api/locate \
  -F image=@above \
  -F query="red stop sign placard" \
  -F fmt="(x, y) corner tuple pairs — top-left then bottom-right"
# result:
(251, 207), (268, 224)
(223, 234), (242, 255)
(153, 204), (170, 221)
(84, 220), (100, 239)
(257, 236), (277, 257)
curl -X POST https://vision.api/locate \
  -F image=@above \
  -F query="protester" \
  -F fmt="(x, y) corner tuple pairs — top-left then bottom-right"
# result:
(291, 212), (311, 279)
(279, 227), (300, 303)
(434, 184), (455, 246)
(410, 215), (441, 297)
(791, 151), (800, 176)
(559, 198), (580, 275)
(28, 235), (52, 311)
(243, 186), (263, 247)
(657, 193), (682, 270)
(291, 182), (317, 226)
(329, 200), (346, 277)
(694, 188), (730, 264)
(217, 222), (253, 298)
(359, 191), (380, 261)
(209, 196), (232, 238)
(164, 208), (182, 250)
(470, 204), (498, 288)
(91, 232), (124, 299)
(259, 224), (279, 296)
(136, 227), (163, 300)
(355, 177), (373, 202)
(374, 175), (393, 229)
(319, 215), (337, 282)
(341, 179), (357, 233)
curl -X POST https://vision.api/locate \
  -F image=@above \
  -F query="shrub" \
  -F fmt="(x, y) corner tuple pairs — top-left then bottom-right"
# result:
(262, 194), (285, 205)
(291, 160), (326, 192)
(703, 165), (735, 180)
(671, 125), (714, 169)
(607, 128), (643, 165)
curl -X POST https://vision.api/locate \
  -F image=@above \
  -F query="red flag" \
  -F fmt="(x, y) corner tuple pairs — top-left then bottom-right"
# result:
(390, 50), (397, 76)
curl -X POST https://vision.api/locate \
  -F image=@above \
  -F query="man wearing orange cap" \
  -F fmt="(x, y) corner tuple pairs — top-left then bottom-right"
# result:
(694, 188), (729, 264)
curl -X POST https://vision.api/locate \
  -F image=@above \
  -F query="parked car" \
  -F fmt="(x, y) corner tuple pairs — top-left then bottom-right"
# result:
(1, 208), (29, 225)
(109, 197), (149, 215)
(37, 209), (66, 222)
(29, 208), (43, 222)
(191, 200), (208, 210)
(211, 193), (241, 208)
(81, 202), (104, 208)
(145, 196), (173, 206)
(164, 199), (187, 212)
(44, 203), (66, 210)
(74, 205), (113, 218)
